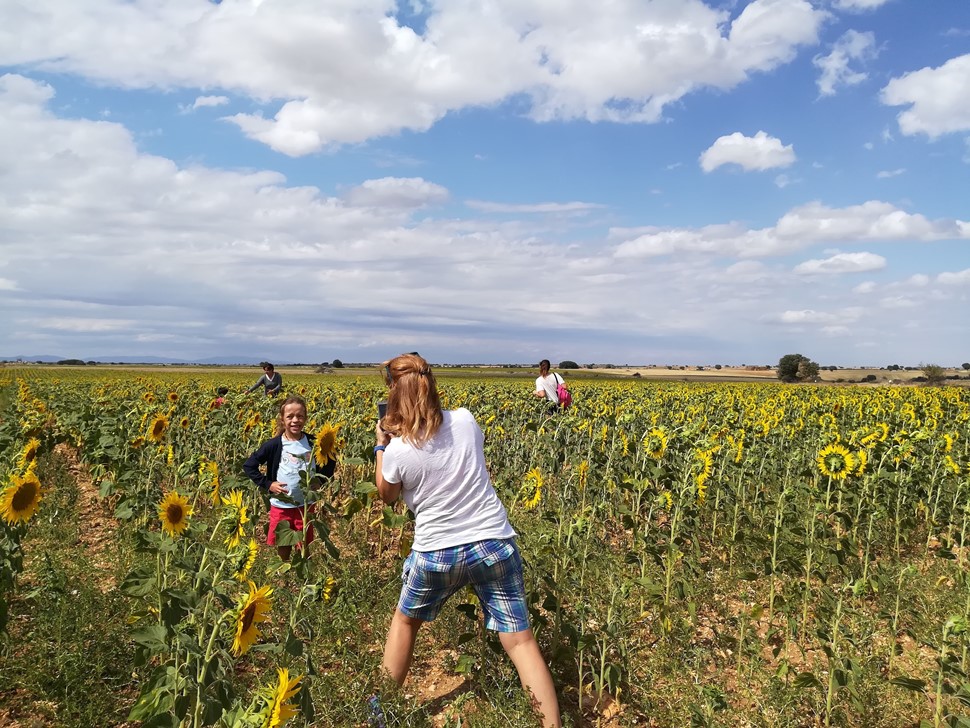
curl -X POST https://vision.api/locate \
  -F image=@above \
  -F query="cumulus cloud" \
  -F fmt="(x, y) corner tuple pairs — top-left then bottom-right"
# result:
(938, 268), (970, 285)
(1, 72), (965, 366)
(342, 177), (449, 208)
(882, 54), (970, 137)
(465, 200), (605, 214)
(813, 30), (877, 96)
(0, 0), (825, 154)
(193, 95), (229, 109)
(876, 168), (905, 178)
(613, 200), (970, 259)
(853, 281), (876, 293)
(794, 251), (886, 275)
(700, 131), (796, 172)
(832, 0), (893, 11)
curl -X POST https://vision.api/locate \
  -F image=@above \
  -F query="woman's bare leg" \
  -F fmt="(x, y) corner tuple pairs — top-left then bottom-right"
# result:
(382, 608), (423, 685)
(498, 628), (561, 728)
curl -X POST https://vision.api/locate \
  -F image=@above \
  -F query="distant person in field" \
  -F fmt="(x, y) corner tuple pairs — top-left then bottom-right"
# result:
(247, 362), (282, 396)
(212, 386), (229, 408)
(533, 359), (565, 414)
(243, 395), (335, 561)
(373, 353), (561, 727)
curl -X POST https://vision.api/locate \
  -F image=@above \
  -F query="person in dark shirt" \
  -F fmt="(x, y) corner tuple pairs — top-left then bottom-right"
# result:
(247, 362), (282, 396)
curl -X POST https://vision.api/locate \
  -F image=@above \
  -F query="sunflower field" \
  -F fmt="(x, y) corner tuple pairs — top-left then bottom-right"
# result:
(1, 367), (970, 727)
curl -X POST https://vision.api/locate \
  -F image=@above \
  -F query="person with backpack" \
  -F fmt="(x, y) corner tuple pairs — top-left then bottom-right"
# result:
(533, 360), (571, 413)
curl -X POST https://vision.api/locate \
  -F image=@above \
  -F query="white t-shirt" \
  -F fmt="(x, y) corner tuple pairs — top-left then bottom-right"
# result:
(273, 435), (313, 509)
(381, 408), (516, 551)
(535, 373), (560, 403)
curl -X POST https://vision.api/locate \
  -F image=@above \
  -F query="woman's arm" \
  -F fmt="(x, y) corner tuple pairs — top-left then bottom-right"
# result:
(246, 374), (267, 394)
(374, 423), (401, 504)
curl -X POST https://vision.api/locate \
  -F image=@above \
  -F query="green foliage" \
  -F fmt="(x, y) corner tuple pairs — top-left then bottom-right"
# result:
(921, 363), (946, 385)
(558, 360), (579, 369)
(777, 353), (819, 383)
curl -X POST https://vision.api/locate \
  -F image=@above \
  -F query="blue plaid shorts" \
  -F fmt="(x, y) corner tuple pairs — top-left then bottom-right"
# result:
(398, 538), (529, 633)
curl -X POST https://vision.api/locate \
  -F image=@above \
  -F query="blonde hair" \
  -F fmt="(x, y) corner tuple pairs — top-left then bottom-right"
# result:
(273, 395), (307, 437)
(381, 354), (443, 445)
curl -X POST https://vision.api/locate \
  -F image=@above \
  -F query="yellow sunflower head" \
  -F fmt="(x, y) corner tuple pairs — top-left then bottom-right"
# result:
(167, 391), (179, 403)
(643, 428), (668, 460)
(158, 491), (193, 537)
(314, 424), (341, 467)
(0, 470), (43, 525)
(817, 443), (855, 481)
(18, 438), (41, 470)
(260, 667), (302, 728)
(232, 582), (273, 656)
(131, 436), (145, 449)
(147, 414), (170, 442)
(178, 416), (191, 430)
(142, 391), (155, 403)
(231, 539), (259, 582)
(221, 490), (250, 549)
(520, 468), (543, 510)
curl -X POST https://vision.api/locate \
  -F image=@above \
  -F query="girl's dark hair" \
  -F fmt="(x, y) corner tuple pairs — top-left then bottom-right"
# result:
(217, 387), (229, 396)
(381, 354), (443, 445)
(262, 362), (275, 371)
(274, 395), (307, 437)
(539, 359), (551, 375)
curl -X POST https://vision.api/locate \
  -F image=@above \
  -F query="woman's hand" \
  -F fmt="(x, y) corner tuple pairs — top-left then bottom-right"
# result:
(268, 481), (288, 495)
(375, 421), (391, 447)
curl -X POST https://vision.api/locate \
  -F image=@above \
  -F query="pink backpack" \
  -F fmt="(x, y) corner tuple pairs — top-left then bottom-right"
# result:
(555, 374), (572, 409)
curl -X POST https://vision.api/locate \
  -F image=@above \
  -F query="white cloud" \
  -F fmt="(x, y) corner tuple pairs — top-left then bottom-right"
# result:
(465, 201), (605, 214)
(1, 72), (966, 367)
(193, 95), (229, 110)
(882, 54), (970, 137)
(776, 309), (861, 325)
(793, 251), (887, 275)
(853, 281), (876, 293)
(613, 200), (970, 258)
(938, 268), (970, 285)
(876, 168), (905, 178)
(342, 177), (449, 208)
(0, 0), (826, 154)
(813, 30), (877, 96)
(832, 0), (893, 11)
(700, 131), (796, 172)
(775, 173), (792, 188)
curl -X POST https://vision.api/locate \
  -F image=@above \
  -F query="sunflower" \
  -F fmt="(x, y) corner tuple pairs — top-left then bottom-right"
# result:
(944, 455), (961, 476)
(232, 582), (273, 656)
(158, 491), (193, 537)
(0, 470), (43, 525)
(854, 448), (868, 477)
(694, 448), (716, 504)
(17, 438), (41, 470)
(314, 423), (341, 467)
(131, 436), (145, 449)
(147, 413), (170, 442)
(643, 428), (668, 460)
(231, 539), (259, 582)
(178, 416), (191, 431)
(520, 468), (543, 510)
(577, 460), (589, 492)
(199, 459), (221, 504)
(142, 391), (155, 403)
(167, 391), (179, 403)
(260, 668), (302, 728)
(817, 443), (855, 481)
(322, 575), (337, 601)
(221, 490), (250, 549)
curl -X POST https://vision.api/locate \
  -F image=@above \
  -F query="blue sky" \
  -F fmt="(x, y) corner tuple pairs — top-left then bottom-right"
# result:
(1, 0), (968, 366)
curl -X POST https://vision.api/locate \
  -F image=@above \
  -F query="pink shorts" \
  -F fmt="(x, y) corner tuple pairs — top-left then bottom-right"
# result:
(267, 504), (315, 547)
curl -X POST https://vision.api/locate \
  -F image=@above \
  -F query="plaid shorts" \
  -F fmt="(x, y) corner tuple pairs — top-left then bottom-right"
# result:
(398, 538), (529, 633)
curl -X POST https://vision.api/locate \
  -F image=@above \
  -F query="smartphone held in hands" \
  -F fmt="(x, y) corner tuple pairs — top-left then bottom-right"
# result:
(377, 401), (388, 419)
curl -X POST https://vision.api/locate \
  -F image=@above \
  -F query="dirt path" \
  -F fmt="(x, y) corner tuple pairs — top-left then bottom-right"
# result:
(53, 442), (120, 592)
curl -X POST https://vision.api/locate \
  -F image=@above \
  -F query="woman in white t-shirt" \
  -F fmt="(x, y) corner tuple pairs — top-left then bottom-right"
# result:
(533, 359), (562, 414)
(373, 353), (560, 728)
